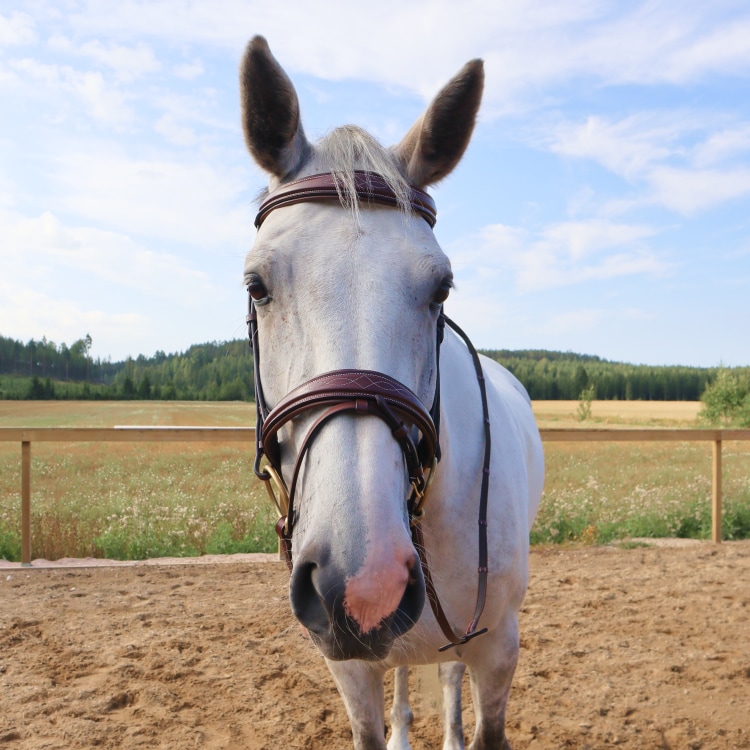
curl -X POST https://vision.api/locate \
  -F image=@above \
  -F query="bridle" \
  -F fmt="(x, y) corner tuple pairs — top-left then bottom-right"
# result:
(247, 170), (491, 651)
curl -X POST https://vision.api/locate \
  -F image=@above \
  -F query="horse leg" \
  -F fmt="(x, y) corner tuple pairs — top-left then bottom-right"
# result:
(327, 659), (388, 750)
(466, 617), (520, 750)
(387, 666), (413, 750)
(439, 661), (466, 750)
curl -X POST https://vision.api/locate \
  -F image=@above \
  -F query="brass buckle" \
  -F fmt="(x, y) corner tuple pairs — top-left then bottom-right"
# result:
(261, 461), (290, 531)
(410, 457), (438, 525)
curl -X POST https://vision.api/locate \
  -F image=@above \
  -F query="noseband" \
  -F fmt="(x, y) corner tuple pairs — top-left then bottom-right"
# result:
(247, 171), (490, 650)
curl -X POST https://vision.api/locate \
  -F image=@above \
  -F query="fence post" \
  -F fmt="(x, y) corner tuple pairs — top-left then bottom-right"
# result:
(712, 438), (722, 544)
(21, 441), (32, 565)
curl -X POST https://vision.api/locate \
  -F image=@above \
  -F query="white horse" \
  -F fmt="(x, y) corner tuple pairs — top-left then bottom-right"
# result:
(240, 36), (544, 750)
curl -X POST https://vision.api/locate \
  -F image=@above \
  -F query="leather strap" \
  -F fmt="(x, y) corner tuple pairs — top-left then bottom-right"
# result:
(255, 171), (437, 229)
(427, 315), (492, 651)
(259, 372), (437, 575)
(261, 369), (437, 473)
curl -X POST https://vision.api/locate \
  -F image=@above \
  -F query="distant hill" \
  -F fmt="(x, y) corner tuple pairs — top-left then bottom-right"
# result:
(0, 332), (742, 402)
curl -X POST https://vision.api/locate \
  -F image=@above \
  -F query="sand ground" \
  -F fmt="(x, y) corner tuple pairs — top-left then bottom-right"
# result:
(1, 542), (749, 749)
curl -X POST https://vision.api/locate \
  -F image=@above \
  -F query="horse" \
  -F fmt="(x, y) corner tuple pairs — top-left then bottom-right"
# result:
(239, 36), (544, 750)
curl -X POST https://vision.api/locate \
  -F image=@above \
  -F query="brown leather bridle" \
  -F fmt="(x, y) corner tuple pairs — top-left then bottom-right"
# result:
(247, 171), (490, 651)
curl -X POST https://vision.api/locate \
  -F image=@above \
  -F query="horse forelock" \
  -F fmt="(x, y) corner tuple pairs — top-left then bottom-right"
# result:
(256, 125), (411, 220)
(316, 126), (410, 211)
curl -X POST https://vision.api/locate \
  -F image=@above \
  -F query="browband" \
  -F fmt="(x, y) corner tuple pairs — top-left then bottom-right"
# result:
(255, 170), (437, 229)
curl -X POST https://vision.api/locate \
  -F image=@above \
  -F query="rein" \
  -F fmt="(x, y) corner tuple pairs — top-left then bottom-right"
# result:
(247, 171), (490, 651)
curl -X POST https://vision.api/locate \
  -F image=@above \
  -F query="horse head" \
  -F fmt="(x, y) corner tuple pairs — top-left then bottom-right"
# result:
(240, 36), (483, 661)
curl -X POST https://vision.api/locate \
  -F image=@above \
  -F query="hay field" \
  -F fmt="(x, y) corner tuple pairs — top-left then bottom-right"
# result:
(1, 400), (749, 561)
(532, 399), (701, 427)
(0, 400), (256, 427)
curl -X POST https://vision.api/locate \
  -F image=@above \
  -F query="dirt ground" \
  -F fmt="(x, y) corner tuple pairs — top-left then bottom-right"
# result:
(1, 543), (749, 750)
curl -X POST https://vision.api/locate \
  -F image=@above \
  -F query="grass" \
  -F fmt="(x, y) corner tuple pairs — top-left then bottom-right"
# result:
(531, 400), (750, 544)
(0, 402), (276, 561)
(1, 400), (749, 561)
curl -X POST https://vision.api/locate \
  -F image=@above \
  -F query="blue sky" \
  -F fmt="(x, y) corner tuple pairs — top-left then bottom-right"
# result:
(1, 1), (749, 367)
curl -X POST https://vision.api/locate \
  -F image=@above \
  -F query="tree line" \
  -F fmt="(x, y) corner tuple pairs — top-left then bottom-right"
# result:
(0, 334), (253, 401)
(481, 350), (720, 401)
(1, 333), (747, 403)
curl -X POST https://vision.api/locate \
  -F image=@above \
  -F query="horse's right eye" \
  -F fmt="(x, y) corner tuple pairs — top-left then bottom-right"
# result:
(247, 274), (270, 305)
(432, 277), (453, 307)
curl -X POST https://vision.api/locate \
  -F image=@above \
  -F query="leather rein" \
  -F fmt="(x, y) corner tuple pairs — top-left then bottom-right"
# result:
(247, 170), (490, 651)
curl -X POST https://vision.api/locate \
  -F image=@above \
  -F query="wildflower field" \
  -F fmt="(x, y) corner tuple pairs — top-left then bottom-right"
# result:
(0, 401), (276, 562)
(1, 400), (749, 561)
(533, 400), (750, 544)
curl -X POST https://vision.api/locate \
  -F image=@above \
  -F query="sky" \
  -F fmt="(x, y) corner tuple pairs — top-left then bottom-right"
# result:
(1, 1), (749, 368)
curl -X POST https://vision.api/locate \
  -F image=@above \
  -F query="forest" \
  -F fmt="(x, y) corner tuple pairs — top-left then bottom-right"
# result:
(1, 332), (746, 402)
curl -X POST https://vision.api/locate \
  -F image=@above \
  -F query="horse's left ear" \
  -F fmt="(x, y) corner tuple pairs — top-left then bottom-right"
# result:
(395, 60), (484, 188)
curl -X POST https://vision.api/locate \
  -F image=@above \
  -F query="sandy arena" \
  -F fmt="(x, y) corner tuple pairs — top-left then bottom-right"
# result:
(1, 542), (749, 749)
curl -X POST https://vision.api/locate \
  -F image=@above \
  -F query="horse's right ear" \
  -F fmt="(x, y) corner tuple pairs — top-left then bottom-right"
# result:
(240, 36), (310, 179)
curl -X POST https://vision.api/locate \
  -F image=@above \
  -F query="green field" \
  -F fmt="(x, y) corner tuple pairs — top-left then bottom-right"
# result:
(1, 401), (749, 561)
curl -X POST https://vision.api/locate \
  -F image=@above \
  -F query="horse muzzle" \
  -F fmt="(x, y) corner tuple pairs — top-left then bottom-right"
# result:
(289, 545), (426, 661)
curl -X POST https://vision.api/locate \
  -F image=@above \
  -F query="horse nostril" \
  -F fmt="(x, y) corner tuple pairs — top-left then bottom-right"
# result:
(390, 555), (425, 637)
(289, 559), (340, 636)
(289, 555), (425, 659)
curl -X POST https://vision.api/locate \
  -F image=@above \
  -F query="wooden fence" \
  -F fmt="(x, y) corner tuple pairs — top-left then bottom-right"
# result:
(1, 426), (750, 565)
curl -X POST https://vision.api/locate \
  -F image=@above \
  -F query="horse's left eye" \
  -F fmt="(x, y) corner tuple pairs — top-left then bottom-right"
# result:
(247, 274), (270, 305)
(432, 279), (452, 306)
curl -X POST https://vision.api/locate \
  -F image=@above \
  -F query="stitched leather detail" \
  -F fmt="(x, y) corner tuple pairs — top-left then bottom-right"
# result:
(255, 170), (437, 228)
(261, 369), (437, 466)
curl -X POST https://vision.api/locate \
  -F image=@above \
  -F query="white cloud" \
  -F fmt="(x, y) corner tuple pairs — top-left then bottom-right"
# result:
(0, 206), (246, 359)
(648, 165), (750, 215)
(548, 114), (685, 182)
(451, 224), (524, 275)
(694, 124), (750, 166)
(173, 59), (204, 80)
(148, 90), (235, 140)
(514, 245), (669, 293)
(48, 34), (161, 82)
(565, 4), (750, 87)
(0, 276), (148, 358)
(10, 57), (134, 125)
(458, 219), (669, 293)
(541, 220), (657, 262)
(542, 308), (607, 335)
(546, 111), (750, 215)
(665, 17), (750, 81)
(9, 57), (59, 85)
(0, 163), (15, 208)
(69, 69), (134, 125)
(154, 113), (198, 146)
(50, 148), (254, 248)
(0, 11), (36, 46)
(540, 307), (653, 336)
(2, 0), (749, 366)
(40, 2), (750, 110)
(1, 209), (216, 300)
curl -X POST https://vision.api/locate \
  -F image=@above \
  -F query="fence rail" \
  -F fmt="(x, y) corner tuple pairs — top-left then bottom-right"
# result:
(2, 426), (750, 565)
